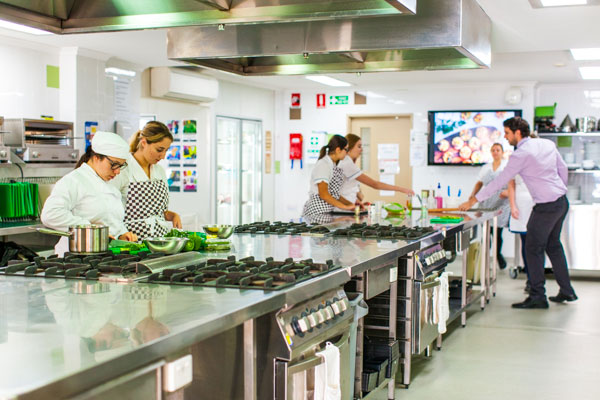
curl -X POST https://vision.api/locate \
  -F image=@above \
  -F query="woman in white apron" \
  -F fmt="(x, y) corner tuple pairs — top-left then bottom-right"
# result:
(467, 143), (511, 269)
(302, 135), (355, 218)
(508, 174), (537, 291)
(110, 122), (181, 239)
(335, 133), (414, 211)
(41, 131), (137, 256)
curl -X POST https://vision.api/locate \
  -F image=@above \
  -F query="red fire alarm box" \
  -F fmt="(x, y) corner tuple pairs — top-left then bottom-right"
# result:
(289, 133), (303, 169)
(316, 93), (326, 109)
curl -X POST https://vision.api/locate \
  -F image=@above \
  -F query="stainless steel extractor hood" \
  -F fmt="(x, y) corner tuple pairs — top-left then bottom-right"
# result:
(0, 0), (416, 34)
(167, 0), (491, 76)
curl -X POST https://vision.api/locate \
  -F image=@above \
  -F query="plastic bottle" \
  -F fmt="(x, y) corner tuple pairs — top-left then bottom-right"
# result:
(436, 182), (444, 208)
(427, 190), (436, 209)
(421, 189), (429, 215)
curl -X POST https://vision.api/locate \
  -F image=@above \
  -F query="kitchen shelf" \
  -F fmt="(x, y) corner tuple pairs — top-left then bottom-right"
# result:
(447, 289), (485, 325)
(362, 377), (392, 400)
(0, 221), (43, 236)
(538, 132), (600, 137)
(568, 169), (600, 174)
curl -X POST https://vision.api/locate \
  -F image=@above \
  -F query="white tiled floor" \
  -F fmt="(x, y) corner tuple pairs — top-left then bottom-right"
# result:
(370, 270), (600, 400)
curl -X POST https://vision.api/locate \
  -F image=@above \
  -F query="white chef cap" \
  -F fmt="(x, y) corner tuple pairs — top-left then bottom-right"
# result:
(91, 131), (129, 160)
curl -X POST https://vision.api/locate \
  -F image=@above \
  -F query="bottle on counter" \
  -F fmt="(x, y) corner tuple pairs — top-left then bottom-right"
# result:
(421, 189), (429, 215)
(427, 190), (436, 209)
(435, 182), (444, 208)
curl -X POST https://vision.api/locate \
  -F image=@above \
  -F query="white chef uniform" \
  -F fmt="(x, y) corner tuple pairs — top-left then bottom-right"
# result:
(509, 174), (535, 233)
(41, 131), (129, 255)
(334, 155), (363, 212)
(109, 154), (171, 238)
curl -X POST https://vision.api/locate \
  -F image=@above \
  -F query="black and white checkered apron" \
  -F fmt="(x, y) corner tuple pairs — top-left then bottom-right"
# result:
(124, 180), (170, 239)
(302, 166), (345, 217)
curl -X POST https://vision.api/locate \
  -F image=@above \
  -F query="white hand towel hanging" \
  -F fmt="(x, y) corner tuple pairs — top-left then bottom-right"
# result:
(314, 342), (341, 400)
(436, 272), (452, 334)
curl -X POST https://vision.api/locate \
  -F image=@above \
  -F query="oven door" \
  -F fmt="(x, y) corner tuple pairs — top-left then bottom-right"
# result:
(275, 331), (351, 400)
(412, 279), (442, 355)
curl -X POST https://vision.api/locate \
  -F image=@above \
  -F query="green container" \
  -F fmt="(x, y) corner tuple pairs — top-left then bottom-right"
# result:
(535, 103), (557, 118)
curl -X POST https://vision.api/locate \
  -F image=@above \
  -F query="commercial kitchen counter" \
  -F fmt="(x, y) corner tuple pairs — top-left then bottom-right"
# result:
(0, 212), (499, 399)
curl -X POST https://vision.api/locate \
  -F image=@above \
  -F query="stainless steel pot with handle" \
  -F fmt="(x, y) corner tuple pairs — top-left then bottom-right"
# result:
(36, 224), (109, 253)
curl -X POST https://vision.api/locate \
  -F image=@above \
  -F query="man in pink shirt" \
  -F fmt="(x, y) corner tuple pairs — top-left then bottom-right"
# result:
(459, 117), (576, 309)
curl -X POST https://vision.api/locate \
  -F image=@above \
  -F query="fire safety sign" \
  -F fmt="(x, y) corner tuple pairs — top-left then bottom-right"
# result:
(291, 93), (301, 108)
(316, 93), (326, 109)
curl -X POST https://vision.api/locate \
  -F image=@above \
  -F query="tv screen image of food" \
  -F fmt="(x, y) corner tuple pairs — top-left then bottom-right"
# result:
(429, 110), (521, 165)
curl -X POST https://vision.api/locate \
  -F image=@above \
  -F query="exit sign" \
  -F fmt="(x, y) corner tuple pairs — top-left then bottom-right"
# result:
(329, 95), (349, 105)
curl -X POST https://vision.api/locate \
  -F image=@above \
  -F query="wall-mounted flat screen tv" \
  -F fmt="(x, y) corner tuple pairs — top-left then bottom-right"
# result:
(428, 109), (522, 166)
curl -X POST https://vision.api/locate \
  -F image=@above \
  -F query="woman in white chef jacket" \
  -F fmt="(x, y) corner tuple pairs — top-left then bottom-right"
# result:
(41, 131), (137, 255)
(335, 134), (414, 211)
(467, 142), (511, 269)
(110, 121), (181, 239)
(302, 135), (355, 218)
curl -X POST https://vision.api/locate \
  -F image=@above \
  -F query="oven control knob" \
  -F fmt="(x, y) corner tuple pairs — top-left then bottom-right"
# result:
(315, 309), (326, 324)
(291, 320), (302, 335)
(32, 151), (40, 159)
(298, 317), (310, 333)
(331, 302), (341, 315)
(339, 299), (348, 312)
(307, 313), (317, 328)
(0, 150), (6, 158)
(70, 152), (78, 159)
(323, 306), (334, 321)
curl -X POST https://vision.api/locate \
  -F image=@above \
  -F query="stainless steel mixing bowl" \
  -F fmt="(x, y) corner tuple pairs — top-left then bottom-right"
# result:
(143, 237), (189, 254)
(202, 225), (234, 239)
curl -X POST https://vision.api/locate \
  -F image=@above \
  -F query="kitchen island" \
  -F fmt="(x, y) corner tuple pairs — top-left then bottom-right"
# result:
(0, 211), (499, 400)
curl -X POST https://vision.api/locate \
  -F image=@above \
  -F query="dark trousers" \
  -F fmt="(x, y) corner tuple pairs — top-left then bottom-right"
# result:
(519, 233), (531, 282)
(526, 195), (574, 300)
(490, 227), (506, 268)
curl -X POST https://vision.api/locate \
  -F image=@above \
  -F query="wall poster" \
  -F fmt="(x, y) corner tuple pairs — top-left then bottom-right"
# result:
(166, 145), (181, 166)
(183, 170), (197, 192)
(167, 169), (181, 192)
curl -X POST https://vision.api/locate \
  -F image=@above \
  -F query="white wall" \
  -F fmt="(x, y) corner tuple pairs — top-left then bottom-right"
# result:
(0, 37), (59, 119)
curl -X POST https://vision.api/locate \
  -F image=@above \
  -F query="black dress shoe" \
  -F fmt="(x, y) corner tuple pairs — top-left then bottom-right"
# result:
(498, 256), (507, 270)
(549, 292), (578, 303)
(511, 297), (549, 309)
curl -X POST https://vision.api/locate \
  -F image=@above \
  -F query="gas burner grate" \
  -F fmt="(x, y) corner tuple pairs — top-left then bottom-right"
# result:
(145, 255), (339, 290)
(0, 251), (167, 280)
(331, 223), (435, 240)
(235, 221), (329, 235)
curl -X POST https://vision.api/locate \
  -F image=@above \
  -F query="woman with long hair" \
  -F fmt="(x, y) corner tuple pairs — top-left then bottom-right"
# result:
(302, 135), (355, 217)
(467, 142), (511, 269)
(336, 133), (414, 210)
(110, 121), (181, 238)
(41, 131), (137, 255)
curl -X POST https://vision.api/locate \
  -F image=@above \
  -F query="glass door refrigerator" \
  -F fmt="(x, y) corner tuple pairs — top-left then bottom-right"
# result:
(215, 116), (262, 225)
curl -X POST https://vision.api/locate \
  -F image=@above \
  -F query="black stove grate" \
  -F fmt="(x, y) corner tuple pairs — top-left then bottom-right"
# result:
(0, 251), (166, 280)
(144, 255), (340, 291)
(235, 221), (330, 235)
(331, 223), (435, 240)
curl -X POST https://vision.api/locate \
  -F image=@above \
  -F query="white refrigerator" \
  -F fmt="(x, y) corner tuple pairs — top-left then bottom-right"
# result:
(215, 116), (262, 225)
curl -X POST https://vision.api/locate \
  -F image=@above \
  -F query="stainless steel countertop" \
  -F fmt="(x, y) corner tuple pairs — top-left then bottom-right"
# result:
(0, 211), (499, 399)
(0, 276), (285, 399)
(0, 221), (43, 236)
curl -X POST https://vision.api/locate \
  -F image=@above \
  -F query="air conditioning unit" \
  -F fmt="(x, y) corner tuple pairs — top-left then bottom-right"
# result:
(150, 67), (219, 103)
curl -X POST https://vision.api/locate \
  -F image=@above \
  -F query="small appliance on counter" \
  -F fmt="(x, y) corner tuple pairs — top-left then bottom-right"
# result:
(2, 118), (79, 163)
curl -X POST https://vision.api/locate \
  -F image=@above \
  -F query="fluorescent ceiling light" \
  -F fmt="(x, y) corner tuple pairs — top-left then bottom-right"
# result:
(571, 48), (600, 60)
(579, 67), (600, 80)
(584, 90), (600, 98)
(0, 19), (53, 35)
(540, 0), (587, 6)
(305, 75), (352, 87)
(105, 67), (136, 77)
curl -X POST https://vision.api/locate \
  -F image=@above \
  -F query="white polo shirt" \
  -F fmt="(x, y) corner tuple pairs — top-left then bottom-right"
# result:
(337, 155), (363, 203)
(308, 155), (336, 195)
